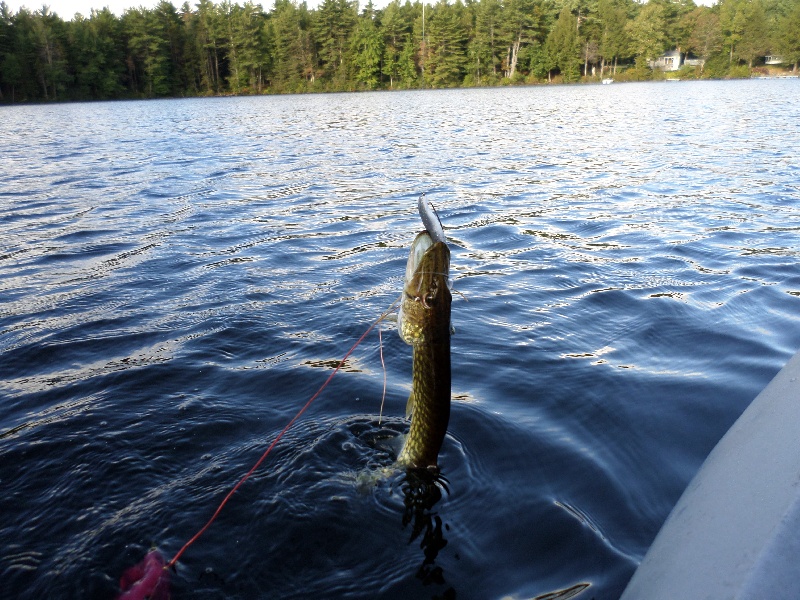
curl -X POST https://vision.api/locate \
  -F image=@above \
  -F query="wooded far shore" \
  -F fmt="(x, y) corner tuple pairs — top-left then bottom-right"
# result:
(1, 0), (798, 103)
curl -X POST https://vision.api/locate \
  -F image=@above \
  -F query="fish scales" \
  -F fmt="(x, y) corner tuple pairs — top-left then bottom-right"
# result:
(397, 231), (452, 470)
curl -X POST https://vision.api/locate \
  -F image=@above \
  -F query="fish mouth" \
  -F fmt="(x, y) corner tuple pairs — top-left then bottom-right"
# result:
(398, 232), (451, 346)
(404, 232), (448, 285)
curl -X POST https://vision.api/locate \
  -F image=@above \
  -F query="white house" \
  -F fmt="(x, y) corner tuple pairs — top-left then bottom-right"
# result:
(650, 50), (706, 71)
(684, 56), (706, 68)
(650, 50), (682, 72)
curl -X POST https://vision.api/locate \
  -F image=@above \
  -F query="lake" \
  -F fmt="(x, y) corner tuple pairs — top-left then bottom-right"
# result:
(1, 79), (799, 600)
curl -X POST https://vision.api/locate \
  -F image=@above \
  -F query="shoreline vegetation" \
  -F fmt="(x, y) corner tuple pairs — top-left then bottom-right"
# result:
(0, 0), (798, 103)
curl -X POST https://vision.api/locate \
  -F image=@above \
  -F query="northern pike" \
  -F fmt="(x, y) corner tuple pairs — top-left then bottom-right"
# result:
(397, 196), (452, 469)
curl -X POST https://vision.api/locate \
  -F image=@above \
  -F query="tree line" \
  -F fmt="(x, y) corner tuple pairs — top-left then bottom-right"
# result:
(1, 0), (798, 102)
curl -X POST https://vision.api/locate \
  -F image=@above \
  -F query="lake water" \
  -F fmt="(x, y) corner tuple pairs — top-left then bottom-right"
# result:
(2, 80), (799, 600)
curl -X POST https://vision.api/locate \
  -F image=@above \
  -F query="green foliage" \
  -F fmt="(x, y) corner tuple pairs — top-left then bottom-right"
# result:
(686, 7), (722, 61)
(597, 0), (629, 71)
(626, 2), (667, 62)
(545, 6), (580, 82)
(424, 0), (468, 87)
(381, 0), (412, 88)
(267, 0), (315, 91)
(727, 62), (751, 77)
(68, 9), (126, 99)
(0, 0), (796, 102)
(351, 11), (383, 88)
(313, 0), (357, 85)
(778, 0), (800, 69)
(701, 51), (732, 78)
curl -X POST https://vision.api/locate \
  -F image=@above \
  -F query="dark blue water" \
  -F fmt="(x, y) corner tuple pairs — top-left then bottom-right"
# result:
(2, 80), (799, 600)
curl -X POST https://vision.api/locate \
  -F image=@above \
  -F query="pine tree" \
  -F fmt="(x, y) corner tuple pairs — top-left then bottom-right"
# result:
(268, 0), (315, 91)
(500, 0), (545, 80)
(425, 0), (468, 87)
(470, 0), (502, 83)
(597, 0), (629, 76)
(68, 8), (125, 99)
(737, 0), (770, 66)
(381, 0), (411, 88)
(313, 0), (357, 86)
(31, 6), (70, 99)
(545, 6), (580, 81)
(351, 5), (383, 88)
(777, 0), (800, 71)
(720, 0), (748, 65)
(397, 32), (419, 86)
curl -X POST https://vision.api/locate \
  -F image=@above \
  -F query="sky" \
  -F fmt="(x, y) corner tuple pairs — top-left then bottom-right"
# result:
(4, 0), (713, 21)
(4, 0), (156, 18)
(1, 0), (343, 18)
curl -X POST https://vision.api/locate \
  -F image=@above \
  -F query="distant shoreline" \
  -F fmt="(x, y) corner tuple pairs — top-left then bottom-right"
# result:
(3, 0), (798, 105)
(4, 73), (799, 107)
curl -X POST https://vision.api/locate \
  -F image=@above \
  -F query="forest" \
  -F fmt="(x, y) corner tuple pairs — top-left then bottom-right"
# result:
(1, 0), (799, 102)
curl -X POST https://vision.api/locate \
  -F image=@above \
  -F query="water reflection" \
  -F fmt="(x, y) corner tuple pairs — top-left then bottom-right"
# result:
(399, 468), (456, 600)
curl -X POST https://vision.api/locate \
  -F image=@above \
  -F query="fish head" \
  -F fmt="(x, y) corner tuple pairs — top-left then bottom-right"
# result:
(398, 231), (451, 346)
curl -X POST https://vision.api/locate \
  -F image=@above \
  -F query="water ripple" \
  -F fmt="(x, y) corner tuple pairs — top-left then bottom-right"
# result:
(0, 81), (798, 600)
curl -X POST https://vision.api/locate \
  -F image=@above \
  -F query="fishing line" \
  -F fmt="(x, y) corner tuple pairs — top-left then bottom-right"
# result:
(378, 327), (387, 425)
(166, 298), (400, 570)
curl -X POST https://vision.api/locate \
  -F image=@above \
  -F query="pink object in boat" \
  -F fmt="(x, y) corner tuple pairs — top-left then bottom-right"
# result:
(117, 550), (170, 600)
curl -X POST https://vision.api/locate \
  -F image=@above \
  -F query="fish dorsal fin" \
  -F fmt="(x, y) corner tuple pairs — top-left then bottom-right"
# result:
(405, 390), (415, 419)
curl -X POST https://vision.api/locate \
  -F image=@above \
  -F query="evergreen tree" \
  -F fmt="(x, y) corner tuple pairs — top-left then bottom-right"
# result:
(154, 0), (188, 95)
(380, 0), (411, 88)
(737, 0), (770, 66)
(0, 0), (796, 101)
(501, 0), (546, 80)
(121, 8), (166, 96)
(351, 3), (383, 88)
(424, 0), (468, 87)
(470, 0), (502, 82)
(313, 0), (357, 85)
(597, 0), (629, 75)
(577, 0), (601, 77)
(223, 0), (266, 92)
(268, 0), (315, 90)
(68, 8), (125, 99)
(176, 2), (203, 94)
(31, 6), (70, 99)
(777, 0), (800, 70)
(720, 0), (748, 65)
(545, 6), (580, 81)
(397, 31), (419, 86)
(652, 0), (694, 56)
(0, 2), (27, 100)
(193, 0), (226, 93)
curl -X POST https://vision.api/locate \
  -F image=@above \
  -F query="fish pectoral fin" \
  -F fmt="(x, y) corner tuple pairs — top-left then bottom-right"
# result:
(405, 391), (415, 419)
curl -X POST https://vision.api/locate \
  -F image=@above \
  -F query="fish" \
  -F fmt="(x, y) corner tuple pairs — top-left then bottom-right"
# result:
(396, 195), (452, 470)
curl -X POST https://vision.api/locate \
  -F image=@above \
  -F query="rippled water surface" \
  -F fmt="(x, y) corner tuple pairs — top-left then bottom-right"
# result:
(2, 80), (800, 599)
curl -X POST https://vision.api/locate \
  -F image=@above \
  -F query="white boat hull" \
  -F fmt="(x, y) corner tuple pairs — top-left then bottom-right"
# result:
(621, 349), (800, 599)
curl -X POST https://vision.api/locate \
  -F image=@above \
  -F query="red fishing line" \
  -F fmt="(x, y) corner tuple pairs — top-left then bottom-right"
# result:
(166, 301), (398, 570)
(118, 300), (399, 600)
(118, 301), (398, 598)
